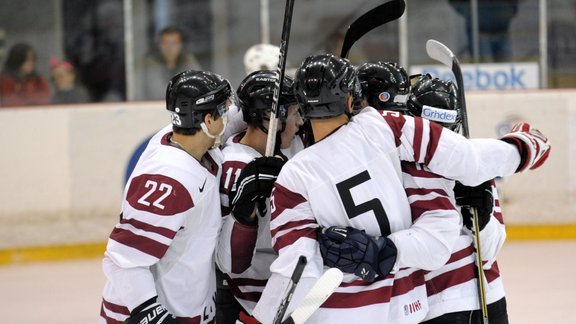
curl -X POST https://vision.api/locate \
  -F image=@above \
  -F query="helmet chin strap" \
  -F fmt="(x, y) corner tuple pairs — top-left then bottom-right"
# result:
(201, 115), (228, 146)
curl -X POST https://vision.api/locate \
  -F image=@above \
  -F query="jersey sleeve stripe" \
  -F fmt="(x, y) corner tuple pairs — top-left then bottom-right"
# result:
(425, 262), (476, 297)
(409, 196), (456, 221)
(100, 303), (126, 324)
(423, 121), (443, 165)
(120, 218), (177, 240)
(413, 117), (423, 161)
(485, 261), (501, 283)
(446, 245), (474, 264)
(102, 298), (130, 315)
(271, 219), (316, 238)
(405, 187), (448, 197)
(270, 183), (307, 220)
(322, 270), (425, 308)
(109, 227), (170, 259)
(272, 226), (317, 252)
(381, 111), (404, 147)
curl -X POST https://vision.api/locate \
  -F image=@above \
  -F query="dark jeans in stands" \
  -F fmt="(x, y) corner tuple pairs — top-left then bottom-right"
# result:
(215, 268), (245, 324)
(421, 297), (508, 324)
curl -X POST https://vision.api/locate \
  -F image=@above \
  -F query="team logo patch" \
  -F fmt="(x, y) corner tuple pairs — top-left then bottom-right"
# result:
(378, 91), (391, 102)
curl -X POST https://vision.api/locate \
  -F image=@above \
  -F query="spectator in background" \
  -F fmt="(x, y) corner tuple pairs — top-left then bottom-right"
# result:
(135, 26), (202, 100)
(49, 57), (90, 104)
(449, 0), (519, 62)
(0, 42), (50, 107)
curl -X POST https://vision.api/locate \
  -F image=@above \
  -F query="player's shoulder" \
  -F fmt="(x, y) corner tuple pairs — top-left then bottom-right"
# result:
(125, 171), (195, 216)
(221, 141), (260, 164)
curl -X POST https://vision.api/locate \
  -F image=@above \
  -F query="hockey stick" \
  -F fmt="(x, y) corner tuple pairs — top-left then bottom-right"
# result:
(425, 39), (470, 138)
(281, 268), (344, 324)
(265, 0), (295, 156)
(426, 39), (489, 324)
(340, 0), (406, 59)
(272, 255), (307, 324)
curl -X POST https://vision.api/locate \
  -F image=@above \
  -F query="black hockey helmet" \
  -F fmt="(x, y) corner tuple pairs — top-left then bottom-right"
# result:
(407, 74), (461, 132)
(236, 70), (296, 131)
(294, 54), (360, 119)
(356, 61), (410, 112)
(166, 70), (232, 130)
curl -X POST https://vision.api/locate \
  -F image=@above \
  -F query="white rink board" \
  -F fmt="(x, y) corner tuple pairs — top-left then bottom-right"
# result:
(0, 91), (574, 249)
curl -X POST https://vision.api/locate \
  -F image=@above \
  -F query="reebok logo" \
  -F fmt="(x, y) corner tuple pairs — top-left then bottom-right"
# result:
(421, 105), (457, 124)
(199, 178), (207, 193)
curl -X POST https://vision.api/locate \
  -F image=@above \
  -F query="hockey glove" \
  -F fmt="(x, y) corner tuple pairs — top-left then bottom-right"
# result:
(318, 226), (397, 282)
(124, 297), (179, 324)
(500, 122), (550, 172)
(229, 156), (286, 225)
(454, 180), (493, 232)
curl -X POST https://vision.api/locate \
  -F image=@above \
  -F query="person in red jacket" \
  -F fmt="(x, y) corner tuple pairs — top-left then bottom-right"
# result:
(0, 43), (50, 107)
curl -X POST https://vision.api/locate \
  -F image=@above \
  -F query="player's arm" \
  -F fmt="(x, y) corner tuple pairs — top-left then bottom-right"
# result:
(454, 180), (507, 264)
(382, 112), (550, 186)
(216, 157), (285, 274)
(387, 173), (461, 272)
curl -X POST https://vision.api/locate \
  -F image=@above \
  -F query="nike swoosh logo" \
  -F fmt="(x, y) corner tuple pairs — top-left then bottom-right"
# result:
(199, 178), (207, 192)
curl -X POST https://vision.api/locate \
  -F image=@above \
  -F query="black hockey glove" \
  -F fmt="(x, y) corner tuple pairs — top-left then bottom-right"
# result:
(229, 156), (286, 226)
(318, 226), (397, 282)
(124, 297), (179, 324)
(454, 180), (494, 232)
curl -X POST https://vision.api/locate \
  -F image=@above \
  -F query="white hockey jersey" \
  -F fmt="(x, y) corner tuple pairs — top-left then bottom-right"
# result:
(253, 108), (523, 324)
(422, 179), (506, 320)
(100, 124), (222, 324)
(216, 134), (277, 314)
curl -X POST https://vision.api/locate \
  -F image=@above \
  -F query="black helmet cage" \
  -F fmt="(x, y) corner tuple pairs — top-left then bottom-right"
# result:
(407, 74), (461, 132)
(357, 61), (410, 112)
(237, 70), (296, 132)
(294, 54), (360, 119)
(166, 70), (232, 130)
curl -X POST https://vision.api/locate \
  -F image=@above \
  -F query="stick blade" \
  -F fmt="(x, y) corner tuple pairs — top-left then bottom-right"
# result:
(287, 268), (344, 324)
(426, 39), (454, 68)
(340, 0), (406, 58)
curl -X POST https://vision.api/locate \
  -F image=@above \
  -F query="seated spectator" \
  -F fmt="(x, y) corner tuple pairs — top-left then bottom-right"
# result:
(49, 57), (90, 104)
(0, 42), (51, 107)
(134, 26), (202, 100)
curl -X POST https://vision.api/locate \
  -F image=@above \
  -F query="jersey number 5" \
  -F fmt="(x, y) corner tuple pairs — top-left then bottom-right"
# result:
(336, 170), (391, 236)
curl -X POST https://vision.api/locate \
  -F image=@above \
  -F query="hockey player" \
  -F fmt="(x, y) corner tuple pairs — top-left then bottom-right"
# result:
(215, 70), (304, 323)
(406, 75), (509, 323)
(251, 54), (550, 324)
(322, 67), (512, 323)
(100, 70), (233, 324)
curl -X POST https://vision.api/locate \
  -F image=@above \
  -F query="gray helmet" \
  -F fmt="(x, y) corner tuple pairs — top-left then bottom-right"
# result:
(407, 74), (461, 132)
(166, 70), (231, 130)
(356, 61), (409, 112)
(294, 54), (360, 119)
